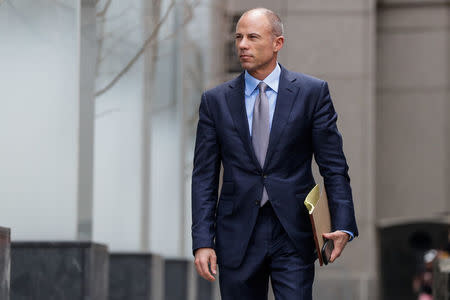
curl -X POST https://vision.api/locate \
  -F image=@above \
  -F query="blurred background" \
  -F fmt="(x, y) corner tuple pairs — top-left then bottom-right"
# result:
(0, 0), (449, 299)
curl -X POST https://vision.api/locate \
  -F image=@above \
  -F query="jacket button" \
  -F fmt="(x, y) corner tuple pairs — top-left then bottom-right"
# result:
(263, 174), (267, 178)
(255, 200), (259, 206)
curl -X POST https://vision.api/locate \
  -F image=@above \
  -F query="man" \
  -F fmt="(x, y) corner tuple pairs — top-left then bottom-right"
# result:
(191, 7), (358, 299)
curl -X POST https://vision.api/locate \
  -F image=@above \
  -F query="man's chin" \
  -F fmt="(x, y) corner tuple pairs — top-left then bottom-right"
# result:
(240, 62), (254, 71)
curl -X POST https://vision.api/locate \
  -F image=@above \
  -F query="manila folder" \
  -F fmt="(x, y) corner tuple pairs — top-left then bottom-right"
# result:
(304, 184), (331, 266)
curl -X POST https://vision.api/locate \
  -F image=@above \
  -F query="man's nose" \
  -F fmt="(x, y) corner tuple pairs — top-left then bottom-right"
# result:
(238, 37), (249, 50)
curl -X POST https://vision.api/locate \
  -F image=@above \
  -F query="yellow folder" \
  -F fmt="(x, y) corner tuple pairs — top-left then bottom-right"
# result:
(304, 184), (331, 266)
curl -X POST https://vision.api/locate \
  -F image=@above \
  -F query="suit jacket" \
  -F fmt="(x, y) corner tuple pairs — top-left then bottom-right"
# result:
(191, 64), (358, 268)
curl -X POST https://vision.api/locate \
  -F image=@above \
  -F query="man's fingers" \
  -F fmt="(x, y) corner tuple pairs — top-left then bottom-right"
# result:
(194, 257), (210, 280)
(194, 258), (204, 278)
(329, 246), (342, 263)
(322, 232), (349, 263)
(193, 249), (217, 282)
(210, 254), (217, 275)
(201, 258), (215, 281)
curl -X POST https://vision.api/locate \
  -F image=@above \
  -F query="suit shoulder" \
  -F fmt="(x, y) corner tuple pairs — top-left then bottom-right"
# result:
(203, 75), (240, 98)
(289, 71), (326, 89)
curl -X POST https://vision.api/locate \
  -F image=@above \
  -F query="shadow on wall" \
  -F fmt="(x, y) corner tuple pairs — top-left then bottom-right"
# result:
(379, 222), (449, 300)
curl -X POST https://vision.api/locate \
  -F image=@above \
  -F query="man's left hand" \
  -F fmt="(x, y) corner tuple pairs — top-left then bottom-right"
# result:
(322, 231), (350, 263)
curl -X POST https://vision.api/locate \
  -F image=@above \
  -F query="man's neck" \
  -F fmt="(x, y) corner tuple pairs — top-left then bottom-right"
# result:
(247, 60), (278, 80)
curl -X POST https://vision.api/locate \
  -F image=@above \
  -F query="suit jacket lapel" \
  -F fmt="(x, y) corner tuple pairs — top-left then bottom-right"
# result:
(225, 73), (261, 170)
(263, 66), (299, 171)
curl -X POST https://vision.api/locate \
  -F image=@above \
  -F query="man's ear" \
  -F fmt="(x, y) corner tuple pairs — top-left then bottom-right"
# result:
(274, 36), (284, 53)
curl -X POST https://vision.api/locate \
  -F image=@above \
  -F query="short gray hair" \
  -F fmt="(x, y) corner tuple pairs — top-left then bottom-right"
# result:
(241, 8), (284, 37)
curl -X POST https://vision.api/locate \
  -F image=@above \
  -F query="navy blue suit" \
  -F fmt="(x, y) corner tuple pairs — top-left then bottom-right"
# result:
(191, 65), (358, 298)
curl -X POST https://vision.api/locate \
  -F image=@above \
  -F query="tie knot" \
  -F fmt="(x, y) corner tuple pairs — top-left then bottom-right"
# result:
(258, 81), (268, 93)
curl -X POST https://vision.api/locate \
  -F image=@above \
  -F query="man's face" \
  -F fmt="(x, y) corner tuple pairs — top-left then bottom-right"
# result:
(235, 12), (282, 73)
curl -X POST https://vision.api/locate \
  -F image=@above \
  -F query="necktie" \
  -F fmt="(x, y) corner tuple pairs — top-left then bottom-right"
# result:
(252, 82), (270, 207)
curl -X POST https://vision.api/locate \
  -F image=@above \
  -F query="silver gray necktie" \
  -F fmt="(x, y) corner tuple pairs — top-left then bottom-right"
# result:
(252, 82), (270, 207)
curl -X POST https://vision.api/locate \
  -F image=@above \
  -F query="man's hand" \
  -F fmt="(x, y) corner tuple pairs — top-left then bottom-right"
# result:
(194, 248), (217, 282)
(322, 231), (350, 263)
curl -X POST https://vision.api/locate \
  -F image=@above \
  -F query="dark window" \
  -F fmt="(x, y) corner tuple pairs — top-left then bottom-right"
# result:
(225, 14), (243, 74)
(379, 223), (449, 300)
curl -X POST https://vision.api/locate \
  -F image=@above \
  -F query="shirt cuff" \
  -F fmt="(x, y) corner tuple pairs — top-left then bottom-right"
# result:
(338, 230), (354, 242)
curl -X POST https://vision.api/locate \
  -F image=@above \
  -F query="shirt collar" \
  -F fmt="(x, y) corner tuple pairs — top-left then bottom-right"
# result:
(244, 62), (281, 96)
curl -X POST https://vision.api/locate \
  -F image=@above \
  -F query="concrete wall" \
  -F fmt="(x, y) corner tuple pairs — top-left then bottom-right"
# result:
(0, 0), (80, 240)
(376, 1), (450, 226)
(0, 0), (98, 241)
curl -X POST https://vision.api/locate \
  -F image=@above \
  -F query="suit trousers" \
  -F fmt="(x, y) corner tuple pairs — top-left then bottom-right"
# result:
(218, 202), (315, 300)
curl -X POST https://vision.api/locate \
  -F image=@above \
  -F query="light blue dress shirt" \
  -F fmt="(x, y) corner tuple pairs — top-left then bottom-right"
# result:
(244, 63), (280, 136)
(244, 63), (354, 242)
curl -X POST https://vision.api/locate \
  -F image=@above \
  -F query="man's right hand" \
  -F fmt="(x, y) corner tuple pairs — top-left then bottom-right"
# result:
(194, 248), (217, 282)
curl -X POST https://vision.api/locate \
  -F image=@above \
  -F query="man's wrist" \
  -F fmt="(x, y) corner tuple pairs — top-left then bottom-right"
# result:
(338, 230), (354, 242)
(192, 242), (215, 256)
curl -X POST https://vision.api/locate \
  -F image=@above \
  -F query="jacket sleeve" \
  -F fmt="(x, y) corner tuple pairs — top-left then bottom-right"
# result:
(311, 81), (359, 237)
(191, 92), (221, 255)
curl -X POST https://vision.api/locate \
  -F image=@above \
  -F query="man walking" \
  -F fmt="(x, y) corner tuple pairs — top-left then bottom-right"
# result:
(191, 8), (358, 299)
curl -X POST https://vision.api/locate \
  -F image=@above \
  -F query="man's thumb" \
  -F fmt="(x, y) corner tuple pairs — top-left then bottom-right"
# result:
(322, 232), (332, 239)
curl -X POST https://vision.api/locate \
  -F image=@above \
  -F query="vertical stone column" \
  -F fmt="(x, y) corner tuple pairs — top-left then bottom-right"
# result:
(77, 0), (98, 241)
(0, 227), (10, 300)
